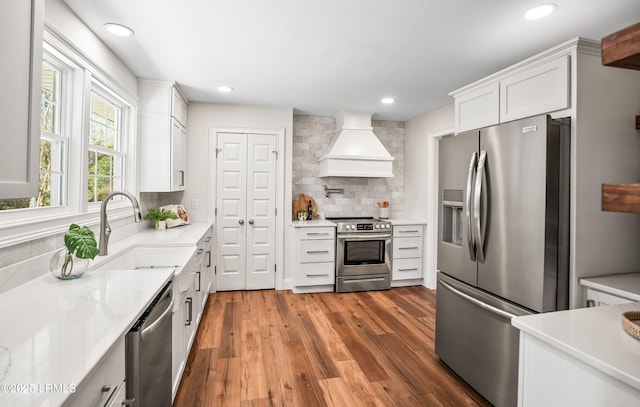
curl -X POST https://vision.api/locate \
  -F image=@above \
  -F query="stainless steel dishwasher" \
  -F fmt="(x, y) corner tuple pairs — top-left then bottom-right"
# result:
(125, 280), (173, 407)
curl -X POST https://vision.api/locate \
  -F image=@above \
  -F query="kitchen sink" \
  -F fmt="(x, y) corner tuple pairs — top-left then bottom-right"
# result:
(91, 245), (195, 271)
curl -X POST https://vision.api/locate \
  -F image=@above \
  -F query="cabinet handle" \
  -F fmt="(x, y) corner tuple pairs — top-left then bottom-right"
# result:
(248, 219), (254, 225)
(306, 250), (330, 254)
(586, 299), (596, 308)
(205, 237), (212, 243)
(198, 248), (204, 255)
(399, 246), (419, 250)
(179, 170), (185, 187)
(122, 400), (135, 407)
(206, 250), (211, 268)
(196, 271), (201, 292)
(399, 230), (420, 233)
(399, 268), (419, 272)
(306, 273), (329, 277)
(307, 232), (330, 236)
(239, 219), (245, 225)
(185, 297), (193, 326)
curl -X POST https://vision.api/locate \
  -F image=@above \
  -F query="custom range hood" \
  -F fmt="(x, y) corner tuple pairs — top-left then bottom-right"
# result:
(318, 111), (394, 177)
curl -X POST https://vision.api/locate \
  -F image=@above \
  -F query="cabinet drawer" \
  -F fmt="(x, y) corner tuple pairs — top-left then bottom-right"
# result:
(64, 339), (125, 407)
(298, 227), (335, 240)
(392, 258), (423, 280)
(586, 288), (634, 307)
(393, 225), (423, 238)
(297, 262), (335, 286)
(393, 237), (422, 258)
(299, 239), (335, 263)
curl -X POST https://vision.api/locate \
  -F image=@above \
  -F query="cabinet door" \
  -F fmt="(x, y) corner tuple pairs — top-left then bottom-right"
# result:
(171, 118), (186, 191)
(171, 86), (188, 127)
(0, 0), (43, 199)
(453, 82), (499, 133)
(500, 55), (570, 122)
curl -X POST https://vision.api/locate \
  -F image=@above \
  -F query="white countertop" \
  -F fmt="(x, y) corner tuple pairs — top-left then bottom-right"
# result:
(389, 218), (427, 225)
(512, 302), (640, 391)
(0, 222), (212, 407)
(580, 273), (640, 302)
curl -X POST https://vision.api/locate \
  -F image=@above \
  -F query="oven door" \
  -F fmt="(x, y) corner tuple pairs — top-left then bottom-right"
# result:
(336, 233), (392, 277)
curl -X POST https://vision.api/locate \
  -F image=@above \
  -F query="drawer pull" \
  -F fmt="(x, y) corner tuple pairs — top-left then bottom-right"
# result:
(306, 250), (330, 254)
(307, 232), (330, 236)
(399, 246), (419, 250)
(399, 268), (419, 272)
(306, 273), (329, 277)
(399, 230), (420, 233)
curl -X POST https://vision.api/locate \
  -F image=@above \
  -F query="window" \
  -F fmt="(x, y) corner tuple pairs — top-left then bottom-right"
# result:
(88, 90), (125, 202)
(0, 30), (137, 241)
(0, 58), (67, 211)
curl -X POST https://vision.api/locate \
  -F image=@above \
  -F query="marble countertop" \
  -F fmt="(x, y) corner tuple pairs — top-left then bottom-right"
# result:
(0, 222), (212, 407)
(512, 302), (640, 391)
(290, 218), (426, 228)
(580, 273), (640, 302)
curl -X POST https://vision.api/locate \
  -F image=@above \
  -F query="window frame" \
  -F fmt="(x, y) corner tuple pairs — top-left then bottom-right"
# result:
(0, 28), (138, 248)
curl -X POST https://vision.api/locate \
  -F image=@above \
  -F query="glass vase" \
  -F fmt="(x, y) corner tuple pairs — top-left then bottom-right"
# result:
(49, 248), (89, 280)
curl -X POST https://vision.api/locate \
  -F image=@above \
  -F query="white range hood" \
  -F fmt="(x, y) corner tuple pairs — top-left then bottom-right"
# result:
(318, 111), (394, 178)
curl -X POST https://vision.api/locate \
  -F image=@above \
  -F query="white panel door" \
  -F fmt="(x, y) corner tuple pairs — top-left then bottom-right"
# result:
(216, 132), (276, 291)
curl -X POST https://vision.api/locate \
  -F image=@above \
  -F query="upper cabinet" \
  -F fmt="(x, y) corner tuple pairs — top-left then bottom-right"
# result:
(139, 80), (188, 192)
(450, 48), (570, 133)
(0, 0), (44, 199)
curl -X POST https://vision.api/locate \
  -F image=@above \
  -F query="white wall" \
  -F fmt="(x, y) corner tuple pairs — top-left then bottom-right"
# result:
(405, 104), (454, 288)
(45, 0), (137, 96)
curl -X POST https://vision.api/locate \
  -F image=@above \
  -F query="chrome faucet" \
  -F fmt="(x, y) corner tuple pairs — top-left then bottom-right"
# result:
(98, 190), (143, 256)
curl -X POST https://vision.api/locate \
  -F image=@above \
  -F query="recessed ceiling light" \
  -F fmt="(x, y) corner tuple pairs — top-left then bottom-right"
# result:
(104, 23), (134, 37)
(381, 97), (396, 104)
(217, 86), (233, 93)
(524, 4), (557, 20)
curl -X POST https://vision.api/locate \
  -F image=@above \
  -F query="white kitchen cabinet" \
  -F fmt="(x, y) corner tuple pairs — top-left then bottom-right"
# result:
(0, 0), (43, 199)
(500, 55), (570, 122)
(293, 225), (336, 292)
(138, 80), (188, 192)
(453, 82), (500, 133)
(580, 273), (640, 307)
(392, 224), (424, 283)
(450, 53), (570, 133)
(63, 339), (125, 407)
(516, 322), (640, 407)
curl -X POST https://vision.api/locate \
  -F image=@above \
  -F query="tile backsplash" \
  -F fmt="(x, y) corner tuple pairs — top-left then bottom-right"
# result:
(292, 115), (405, 219)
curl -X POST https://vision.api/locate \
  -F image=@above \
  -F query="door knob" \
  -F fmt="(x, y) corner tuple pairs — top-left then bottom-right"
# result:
(248, 219), (254, 225)
(239, 219), (244, 225)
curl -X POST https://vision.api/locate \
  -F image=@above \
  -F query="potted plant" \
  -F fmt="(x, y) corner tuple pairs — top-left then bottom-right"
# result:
(144, 208), (178, 230)
(49, 224), (99, 280)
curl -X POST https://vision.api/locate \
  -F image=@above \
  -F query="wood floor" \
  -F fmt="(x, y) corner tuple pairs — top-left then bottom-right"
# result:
(173, 286), (491, 407)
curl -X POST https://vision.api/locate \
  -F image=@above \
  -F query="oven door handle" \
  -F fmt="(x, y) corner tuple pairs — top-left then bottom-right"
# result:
(337, 233), (391, 240)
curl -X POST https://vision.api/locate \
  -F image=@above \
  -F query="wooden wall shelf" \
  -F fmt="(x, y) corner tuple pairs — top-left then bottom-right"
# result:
(602, 22), (640, 70)
(602, 183), (640, 214)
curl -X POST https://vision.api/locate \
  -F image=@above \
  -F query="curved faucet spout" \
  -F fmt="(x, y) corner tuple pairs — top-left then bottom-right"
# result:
(99, 191), (143, 256)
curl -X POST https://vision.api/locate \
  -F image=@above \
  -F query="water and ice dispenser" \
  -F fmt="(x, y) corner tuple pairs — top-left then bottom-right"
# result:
(442, 189), (463, 247)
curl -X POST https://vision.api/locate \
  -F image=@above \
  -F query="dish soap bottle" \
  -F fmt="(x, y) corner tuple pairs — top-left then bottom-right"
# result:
(307, 200), (313, 220)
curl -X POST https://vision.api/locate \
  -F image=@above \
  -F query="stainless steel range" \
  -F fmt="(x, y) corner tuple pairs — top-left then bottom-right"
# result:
(327, 217), (392, 292)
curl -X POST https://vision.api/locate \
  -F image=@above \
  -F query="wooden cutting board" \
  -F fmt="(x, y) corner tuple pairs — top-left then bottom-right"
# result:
(292, 193), (317, 220)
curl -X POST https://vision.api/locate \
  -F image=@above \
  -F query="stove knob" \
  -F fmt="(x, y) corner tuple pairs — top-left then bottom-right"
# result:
(345, 225), (351, 230)
(385, 224), (390, 229)
(374, 224), (379, 229)
(351, 224), (356, 230)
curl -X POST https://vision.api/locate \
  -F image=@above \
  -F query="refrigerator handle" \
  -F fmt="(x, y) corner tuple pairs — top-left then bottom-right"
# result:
(465, 152), (478, 261)
(440, 279), (518, 321)
(474, 150), (487, 263)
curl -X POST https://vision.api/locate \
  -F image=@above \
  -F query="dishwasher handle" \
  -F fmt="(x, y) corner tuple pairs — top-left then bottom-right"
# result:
(141, 288), (174, 342)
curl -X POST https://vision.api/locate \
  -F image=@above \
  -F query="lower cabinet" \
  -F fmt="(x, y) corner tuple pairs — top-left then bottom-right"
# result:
(63, 339), (125, 407)
(392, 224), (424, 284)
(293, 226), (336, 293)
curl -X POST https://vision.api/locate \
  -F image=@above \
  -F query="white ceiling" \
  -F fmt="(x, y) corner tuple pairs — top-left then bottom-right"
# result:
(63, 0), (639, 121)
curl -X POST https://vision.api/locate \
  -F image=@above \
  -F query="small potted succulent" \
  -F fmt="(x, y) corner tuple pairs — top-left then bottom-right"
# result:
(144, 208), (178, 230)
(49, 224), (99, 280)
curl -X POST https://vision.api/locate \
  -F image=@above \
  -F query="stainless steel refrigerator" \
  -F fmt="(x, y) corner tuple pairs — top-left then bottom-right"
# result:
(435, 114), (570, 407)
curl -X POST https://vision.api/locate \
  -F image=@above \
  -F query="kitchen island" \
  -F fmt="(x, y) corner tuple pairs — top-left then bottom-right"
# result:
(512, 303), (640, 406)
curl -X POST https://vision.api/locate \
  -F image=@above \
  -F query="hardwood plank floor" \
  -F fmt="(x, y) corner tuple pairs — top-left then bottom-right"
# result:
(174, 287), (491, 407)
